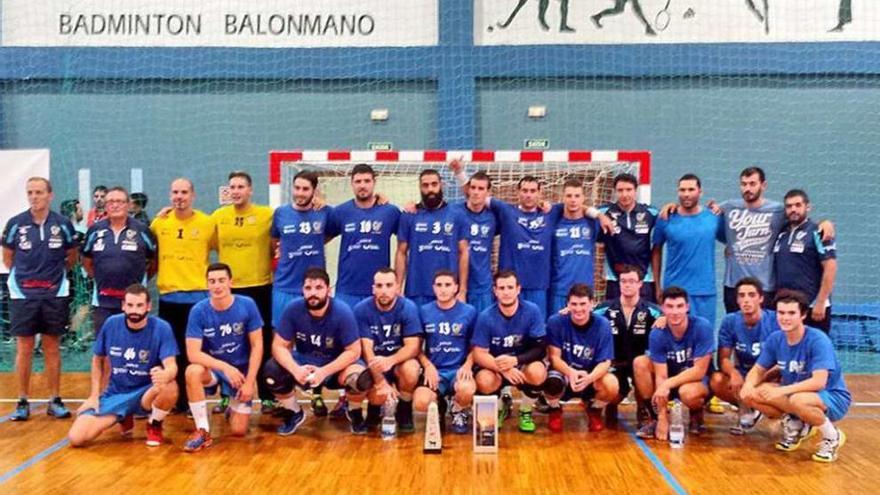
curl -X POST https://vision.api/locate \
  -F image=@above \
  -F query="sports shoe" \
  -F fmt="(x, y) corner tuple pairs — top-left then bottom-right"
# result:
(812, 428), (846, 463)
(145, 420), (164, 447)
(534, 395), (552, 414)
(518, 409), (536, 433)
(47, 397), (72, 419)
(605, 403), (619, 429)
(119, 415), (135, 437)
(636, 420), (657, 439)
(396, 400), (415, 433)
(451, 409), (470, 434)
(776, 414), (816, 452)
(311, 395), (328, 417)
(212, 396), (230, 414)
(548, 407), (563, 433)
(261, 399), (278, 416)
(365, 404), (382, 431)
(10, 399), (30, 421)
(329, 397), (348, 419)
(730, 407), (762, 436)
(689, 408), (706, 436)
(498, 393), (513, 422)
(346, 408), (368, 435)
(708, 396), (725, 414)
(587, 407), (604, 433)
(276, 409), (306, 436)
(183, 428), (214, 452)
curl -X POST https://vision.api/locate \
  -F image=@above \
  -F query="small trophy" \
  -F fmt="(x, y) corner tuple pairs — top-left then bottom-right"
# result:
(473, 395), (498, 453)
(423, 401), (442, 454)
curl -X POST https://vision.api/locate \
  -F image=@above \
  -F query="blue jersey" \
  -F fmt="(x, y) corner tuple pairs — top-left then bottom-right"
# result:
(327, 200), (400, 297)
(718, 310), (781, 375)
(491, 201), (562, 290)
(652, 209), (720, 296)
(594, 298), (662, 363)
(773, 219), (837, 304)
(2, 210), (76, 299)
(354, 296), (422, 356)
(271, 205), (331, 293)
(185, 296), (263, 370)
(82, 218), (156, 308)
(276, 298), (360, 367)
(598, 203), (658, 282)
(397, 204), (466, 298)
(756, 328), (849, 397)
(718, 199), (786, 290)
(472, 301), (545, 356)
(450, 201), (497, 295)
(551, 215), (600, 292)
(648, 316), (715, 377)
(546, 314), (615, 372)
(420, 300), (477, 371)
(93, 315), (179, 394)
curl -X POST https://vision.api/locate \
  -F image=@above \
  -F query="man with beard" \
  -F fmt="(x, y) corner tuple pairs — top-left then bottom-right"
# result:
(473, 271), (547, 433)
(87, 185), (108, 227)
(651, 174), (720, 325)
(266, 267), (368, 435)
(68, 284), (179, 447)
(271, 171), (331, 327)
(773, 190), (837, 333)
(354, 268), (423, 433)
(395, 169), (469, 307)
(151, 178), (216, 412)
(182, 263), (264, 452)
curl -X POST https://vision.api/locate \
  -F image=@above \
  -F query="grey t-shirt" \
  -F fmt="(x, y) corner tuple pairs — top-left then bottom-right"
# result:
(719, 199), (786, 290)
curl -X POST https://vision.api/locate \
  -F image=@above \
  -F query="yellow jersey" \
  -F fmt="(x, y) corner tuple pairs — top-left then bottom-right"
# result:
(151, 210), (216, 295)
(212, 203), (274, 288)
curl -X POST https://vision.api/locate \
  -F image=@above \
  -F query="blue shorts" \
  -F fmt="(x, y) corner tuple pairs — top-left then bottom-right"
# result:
(689, 294), (717, 327)
(334, 292), (368, 310)
(205, 365), (252, 406)
(819, 389), (852, 422)
(272, 289), (301, 328)
(521, 289), (547, 321)
(81, 383), (152, 421)
(419, 367), (459, 397)
(467, 292), (493, 314)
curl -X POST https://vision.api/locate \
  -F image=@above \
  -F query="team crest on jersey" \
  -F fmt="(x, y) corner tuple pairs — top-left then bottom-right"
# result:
(325, 337), (335, 348)
(50, 225), (61, 236)
(372, 221), (383, 233)
(637, 312), (646, 322)
(481, 225), (490, 236)
(191, 228), (200, 238)
(312, 221), (324, 234)
(451, 323), (463, 336)
(138, 349), (150, 364)
(636, 212), (646, 221)
(442, 222), (452, 234)
(247, 215), (257, 225)
(232, 322), (244, 335)
(796, 230), (807, 240)
(126, 229), (137, 240)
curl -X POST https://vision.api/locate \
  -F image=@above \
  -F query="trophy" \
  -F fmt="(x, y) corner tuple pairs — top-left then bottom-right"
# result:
(423, 401), (442, 453)
(473, 395), (498, 453)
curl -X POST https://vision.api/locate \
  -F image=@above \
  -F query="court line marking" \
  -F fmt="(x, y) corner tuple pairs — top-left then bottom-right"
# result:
(0, 437), (69, 486)
(621, 418), (688, 495)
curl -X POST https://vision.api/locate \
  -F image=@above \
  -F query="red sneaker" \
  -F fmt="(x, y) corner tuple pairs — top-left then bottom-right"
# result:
(548, 407), (563, 433)
(587, 407), (604, 432)
(145, 421), (164, 447)
(119, 414), (134, 437)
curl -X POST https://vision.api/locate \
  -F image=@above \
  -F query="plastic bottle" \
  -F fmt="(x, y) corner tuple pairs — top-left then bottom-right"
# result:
(381, 395), (397, 440)
(669, 400), (685, 448)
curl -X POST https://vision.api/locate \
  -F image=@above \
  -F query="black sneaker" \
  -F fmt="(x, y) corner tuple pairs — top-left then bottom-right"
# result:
(534, 395), (552, 414)
(311, 395), (329, 417)
(365, 404), (382, 431)
(347, 408), (368, 435)
(396, 400), (415, 433)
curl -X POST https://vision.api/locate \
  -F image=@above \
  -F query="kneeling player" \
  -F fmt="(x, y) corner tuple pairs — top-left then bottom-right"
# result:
(741, 290), (851, 462)
(354, 268), (423, 433)
(473, 270), (547, 433)
(266, 268), (368, 435)
(710, 277), (780, 435)
(545, 284), (618, 433)
(633, 286), (714, 440)
(68, 285), (178, 448)
(413, 270), (478, 433)
(183, 263), (264, 452)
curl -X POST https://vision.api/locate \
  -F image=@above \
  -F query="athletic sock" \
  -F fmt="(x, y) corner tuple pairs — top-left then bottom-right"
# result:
(546, 397), (561, 408)
(279, 396), (301, 413)
(819, 417), (838, 440)
(451, 400), (465, 413)
(150, 406), (169, 423)
(189, 401), (210, 432)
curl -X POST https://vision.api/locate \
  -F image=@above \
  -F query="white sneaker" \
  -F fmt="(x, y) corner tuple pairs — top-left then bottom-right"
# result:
(812, 428), (846, 463)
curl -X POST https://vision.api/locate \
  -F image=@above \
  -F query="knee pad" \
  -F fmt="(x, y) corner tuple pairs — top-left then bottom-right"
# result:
(262, 359), (294, 396)
(344, 369), (374, 394)
(544, 370), (566, 397)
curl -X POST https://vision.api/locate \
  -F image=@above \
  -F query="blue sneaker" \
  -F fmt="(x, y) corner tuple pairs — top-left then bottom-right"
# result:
(10, 399), (30, 421)
(183, 429), (214, 452)
(276, 409), (306, 436)
(47, 398), (72, 419)
(346, 408), (368, 435)
(450, 409), (470, 434)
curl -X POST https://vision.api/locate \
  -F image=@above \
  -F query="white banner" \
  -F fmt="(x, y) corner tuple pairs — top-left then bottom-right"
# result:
(476, 0), (879, 45)
(1, 0), (438, 47)
(0, 149), (51, 275)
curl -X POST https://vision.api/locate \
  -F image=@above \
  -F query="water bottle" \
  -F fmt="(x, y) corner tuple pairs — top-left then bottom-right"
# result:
(381, 396), (397, 440)
(669, 400), (685, 448)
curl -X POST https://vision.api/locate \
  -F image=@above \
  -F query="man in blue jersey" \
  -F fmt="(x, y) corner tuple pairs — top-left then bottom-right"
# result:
(741, 290), (851, 462)
(549, 178), (601, 314)
(773, 189), (837, 334)
(710, 277), (780, 435)
(82, 186), (157, 334)
(182, 263), (264, 452)
(271, 171), (331, 327)
(413, 270), (478, 433)
(473, 270), (547, 433)
(652, 174), (721, 325)
(594, 265), (662, 429)
(395, 169), (469, 307)
(68, 284), (179, 448)
(598, 173), (658, 302)
(633, 286), (714, 440)
(544, 284), (618, 433)
(354, 268), (423, 433)
(264, 267), (368, 435)
(3, 177), (78, 421)
(449, 170), (497, 313)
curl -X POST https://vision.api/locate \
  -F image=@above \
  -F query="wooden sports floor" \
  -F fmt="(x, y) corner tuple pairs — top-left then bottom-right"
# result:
(0, 373), (878, 495)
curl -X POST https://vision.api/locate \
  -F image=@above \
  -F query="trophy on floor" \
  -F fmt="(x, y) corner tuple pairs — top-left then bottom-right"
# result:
(424, 401), (442, 453)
